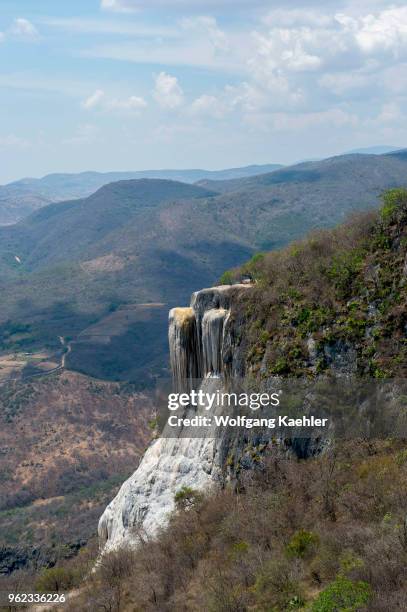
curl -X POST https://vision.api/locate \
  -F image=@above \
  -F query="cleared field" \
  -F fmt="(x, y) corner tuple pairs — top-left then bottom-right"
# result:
(0, 351), (60, 383)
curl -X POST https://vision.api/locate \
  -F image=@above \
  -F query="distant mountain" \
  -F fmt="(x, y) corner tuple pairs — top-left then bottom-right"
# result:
(197, 152), (407, 194)
(385, 148), (407, 160)
(345, 145), (402, 155)
(1, 152), (407, 382)
(0, 164), (282, 226)
(1, 179), (216, 271)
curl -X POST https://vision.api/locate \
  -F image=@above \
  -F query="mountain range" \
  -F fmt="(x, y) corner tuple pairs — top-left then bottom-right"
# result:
(0, 146), (404, 226)
(0, 164), (283, 226)
(0, 150), (407, 382)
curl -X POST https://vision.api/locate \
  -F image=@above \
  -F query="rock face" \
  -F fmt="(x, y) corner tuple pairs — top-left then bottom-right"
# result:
(98, 428), (220, 551)
(168, 307), (200, 386)
(98, 284), (251, 552)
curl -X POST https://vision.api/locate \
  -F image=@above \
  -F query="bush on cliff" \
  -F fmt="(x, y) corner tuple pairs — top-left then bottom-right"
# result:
(236, 188), (407, 378)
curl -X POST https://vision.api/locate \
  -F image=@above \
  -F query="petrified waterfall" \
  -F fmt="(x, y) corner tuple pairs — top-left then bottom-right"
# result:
(98, 284), (250, 551)
(202, 309), (228, 376)
(168, 307), (200, 389)
(169, 304), (229, 384)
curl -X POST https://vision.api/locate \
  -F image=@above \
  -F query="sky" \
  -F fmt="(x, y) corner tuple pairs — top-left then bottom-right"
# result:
(1, 0), (407, 182)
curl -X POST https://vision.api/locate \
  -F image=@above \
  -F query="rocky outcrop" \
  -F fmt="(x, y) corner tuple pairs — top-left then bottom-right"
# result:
(98, 284), (252, 552)
(98, 429), (221, 551)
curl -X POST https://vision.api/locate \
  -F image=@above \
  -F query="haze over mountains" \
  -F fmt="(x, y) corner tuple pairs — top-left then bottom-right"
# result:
(0, 163), (282, 226)
(0, 150), (407, 381)
(0, 146), (403, 226)
(345, 145), (401, 155)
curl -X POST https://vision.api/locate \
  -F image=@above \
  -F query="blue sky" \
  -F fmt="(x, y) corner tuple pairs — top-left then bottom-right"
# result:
(1, 0), (407, 182)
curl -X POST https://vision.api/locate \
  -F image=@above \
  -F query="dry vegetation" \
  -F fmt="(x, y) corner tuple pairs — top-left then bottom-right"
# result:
(40, 440), (407, 611)
(0, 371), (153, 575)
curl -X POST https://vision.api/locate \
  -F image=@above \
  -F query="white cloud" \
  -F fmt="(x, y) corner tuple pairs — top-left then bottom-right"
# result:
(81, 89), (147, 112)
(109, 95), (147, 111)
(235, 4), (407, 121)
(181, 16), (228, 51)
(340, 7), (407, 55)
(376, 102), (403, 124)
(263, 9), (332, 28)
(190, 94), (226, 118)
(253, 28), (322, 73)
(101, 0), (138, 13)
(0, 134), (30, 149)
(81, 23), (240, 72)
(226, 82), (267, 113)
(10, 18), (39, 41)
(153, 72), (184, 109)
(319, 71), (370, 95)
(254, 5), (407, 85)
(82, 89), (105, 110)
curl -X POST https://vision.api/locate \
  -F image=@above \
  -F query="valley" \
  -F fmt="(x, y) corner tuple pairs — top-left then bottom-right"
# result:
(1, 152), (407, 384)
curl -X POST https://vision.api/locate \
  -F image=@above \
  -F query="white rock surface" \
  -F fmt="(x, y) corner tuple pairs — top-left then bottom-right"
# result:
(98, 433), (219, 551)
(98, 285), (252, 551)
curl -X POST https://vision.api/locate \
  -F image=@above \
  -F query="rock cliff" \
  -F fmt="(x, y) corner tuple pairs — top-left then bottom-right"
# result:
(98, 284), (251, 551)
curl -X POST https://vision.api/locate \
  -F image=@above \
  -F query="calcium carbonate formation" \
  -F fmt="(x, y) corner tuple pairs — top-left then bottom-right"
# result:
(98, 284), (251, 551)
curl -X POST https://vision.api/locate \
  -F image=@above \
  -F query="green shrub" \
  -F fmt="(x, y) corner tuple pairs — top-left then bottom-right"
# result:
(380, 188), (407, 222)
(35, 566), (78, 593)
(286, 529), (319, 559)
(327, 248), (366, 296)
(230, 540), (249, 559)
(174, 486), (203, 511)
(219, 270), (234, 285)
(311, 575), (371, 611)
(247, 252), (265, 266)
(253, 557), (305, 610)
(242, 252), (266, 279)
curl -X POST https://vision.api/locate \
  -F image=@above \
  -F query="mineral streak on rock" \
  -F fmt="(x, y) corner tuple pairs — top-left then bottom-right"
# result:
(98, 284), (252, 552)
(169, 307), (199, 390)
